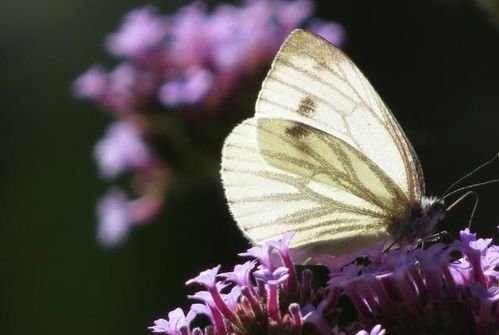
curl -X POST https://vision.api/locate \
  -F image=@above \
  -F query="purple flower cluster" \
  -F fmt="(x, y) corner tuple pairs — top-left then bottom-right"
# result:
(92, 119), (167, 247)
(74, 1), (344, 112)
(73, 0), (345, 246)
(149, 229), (499, 334)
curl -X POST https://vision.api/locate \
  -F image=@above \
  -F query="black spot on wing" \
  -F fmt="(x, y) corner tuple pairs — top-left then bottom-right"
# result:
(297, 96), (317, 116)
(285, 123), (311, 139)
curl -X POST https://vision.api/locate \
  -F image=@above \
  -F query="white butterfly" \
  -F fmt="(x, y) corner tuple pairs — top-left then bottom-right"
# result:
(221, 29), (446, 257)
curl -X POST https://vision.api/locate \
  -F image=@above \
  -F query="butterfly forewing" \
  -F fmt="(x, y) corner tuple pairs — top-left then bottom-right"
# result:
(256, 30), (424, 200)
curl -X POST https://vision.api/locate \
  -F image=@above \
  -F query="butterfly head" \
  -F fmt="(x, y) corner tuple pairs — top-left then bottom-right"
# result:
(389, 197), (446, 244)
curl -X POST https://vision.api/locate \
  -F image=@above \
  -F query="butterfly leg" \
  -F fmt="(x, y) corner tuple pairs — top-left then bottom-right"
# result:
(382, 238), (402, 254)
(417, 230), (456, 249)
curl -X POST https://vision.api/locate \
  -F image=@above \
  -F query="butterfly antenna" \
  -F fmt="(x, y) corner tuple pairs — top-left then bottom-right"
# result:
(440, 153), (499, 198)
(445, 191), (479, 229)
(441, 178), (499, 200)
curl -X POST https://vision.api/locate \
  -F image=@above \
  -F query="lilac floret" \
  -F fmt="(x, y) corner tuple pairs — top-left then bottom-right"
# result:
(355, 325), (386, 335)
(148, 308), (195, 334)
(186, 265), (221, 289)
(106, 6), (168, 59)
(94, 121), (152, 179)
(239, 244), (274, 269)
(253, 267), (289, 285)
(96, 188), (131, 246)
(73, 65), (107, 99)
(95, 183), (165, 247)
(158, 68), (214, 107)
(219, 260), (256, 287)
(308, 19), (346, 46)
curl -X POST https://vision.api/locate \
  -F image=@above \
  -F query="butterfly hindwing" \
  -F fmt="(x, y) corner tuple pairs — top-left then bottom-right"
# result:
(221, 117), (408, 255)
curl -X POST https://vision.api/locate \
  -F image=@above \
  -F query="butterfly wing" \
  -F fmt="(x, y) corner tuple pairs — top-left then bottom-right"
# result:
(221, 29), (425, 255)
(221, 117), (409, 255)
(256, 29), (424, 200)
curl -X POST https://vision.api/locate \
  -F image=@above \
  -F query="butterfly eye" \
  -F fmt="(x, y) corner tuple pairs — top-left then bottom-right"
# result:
(411, 207), (423, 218)
(428, 201), (446, 222)
(431, 201), (445, 211)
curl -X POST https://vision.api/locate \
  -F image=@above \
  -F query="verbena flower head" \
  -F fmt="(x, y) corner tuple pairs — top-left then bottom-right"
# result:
(73, 0), (345, 246)
(150, 229), (499, 334)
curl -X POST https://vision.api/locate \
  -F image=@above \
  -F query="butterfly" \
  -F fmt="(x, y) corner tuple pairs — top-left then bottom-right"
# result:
(221, 29), (446, 257)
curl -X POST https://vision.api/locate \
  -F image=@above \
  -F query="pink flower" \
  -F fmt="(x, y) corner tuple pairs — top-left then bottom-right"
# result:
(94, 121), (152, 179)
(150, 229), (499, 334)
(158, 68), (214, 106)
(96, 188), (131, 246)
(149, 308), (195, 334)
(106, 6), (168, 60)
(72, 65), (107, 99)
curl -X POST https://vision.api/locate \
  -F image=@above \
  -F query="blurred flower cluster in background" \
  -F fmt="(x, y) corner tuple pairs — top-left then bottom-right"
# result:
(73, 0), (345, 247)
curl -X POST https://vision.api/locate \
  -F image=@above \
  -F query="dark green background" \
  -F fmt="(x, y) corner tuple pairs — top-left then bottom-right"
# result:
(1, 0), (498, 334)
